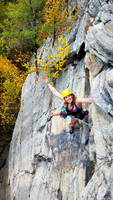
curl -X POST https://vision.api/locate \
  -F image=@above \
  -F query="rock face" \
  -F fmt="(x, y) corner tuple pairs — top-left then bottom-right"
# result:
(0, 1), (113, 200)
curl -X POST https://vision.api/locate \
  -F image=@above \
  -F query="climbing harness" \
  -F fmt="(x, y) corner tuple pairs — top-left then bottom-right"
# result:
(60, 105), (88, 120)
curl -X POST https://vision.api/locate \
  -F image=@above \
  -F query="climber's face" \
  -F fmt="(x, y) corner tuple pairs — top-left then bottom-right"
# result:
(64, 94), (73, 103)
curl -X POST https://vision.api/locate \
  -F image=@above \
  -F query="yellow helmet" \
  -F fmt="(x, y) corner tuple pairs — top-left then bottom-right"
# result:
(62, 88), (73, 98)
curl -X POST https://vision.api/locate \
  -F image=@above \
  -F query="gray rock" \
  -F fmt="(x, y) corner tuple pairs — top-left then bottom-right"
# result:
(91, 68), (113, 117)
(72, 12), (89, 54)
(86, 4), (113, 65)
(95, 3), (113, 24)
(87, 0), (113, 17)
(3, 61), (91, 200)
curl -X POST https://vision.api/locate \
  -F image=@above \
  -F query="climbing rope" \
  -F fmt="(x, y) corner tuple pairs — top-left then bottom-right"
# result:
(47, 105), (113, 138)
(74, 117), (113, 139)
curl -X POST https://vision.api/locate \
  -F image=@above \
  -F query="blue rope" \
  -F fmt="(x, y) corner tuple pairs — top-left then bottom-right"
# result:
(48, 106), (113, 138)
(75, 118), (113, 139)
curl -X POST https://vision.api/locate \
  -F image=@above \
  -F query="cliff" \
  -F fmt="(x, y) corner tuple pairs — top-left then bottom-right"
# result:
(0, 0), (113, 200)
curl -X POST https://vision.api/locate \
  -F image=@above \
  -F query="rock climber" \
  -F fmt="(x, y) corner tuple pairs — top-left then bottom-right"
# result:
(43, 76), (92, 133)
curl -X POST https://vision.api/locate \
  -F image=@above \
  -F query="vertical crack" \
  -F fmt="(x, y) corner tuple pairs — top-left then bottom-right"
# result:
(85, 160), (95, 186)
(57, 188), (62, 200)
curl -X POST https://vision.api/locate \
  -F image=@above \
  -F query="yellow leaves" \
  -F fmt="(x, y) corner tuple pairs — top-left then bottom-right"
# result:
(40, 0), (69, 40)
(37, 36), (70, 78)
(52, 71), (59, 78)
(71, 15), (78, 20)
(38, 1), (81, 43)
(0, 56), (26, 127)
(8, 49), (32, 67)
(56, 46), (64, 51)
(38, 32), (49, 39)
(75, 5), (81, 14)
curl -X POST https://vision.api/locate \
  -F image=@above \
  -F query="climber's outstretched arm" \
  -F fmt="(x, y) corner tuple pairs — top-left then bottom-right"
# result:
(43, 76), (63, 99)
(76, 97), (92, 104)
(49, 111), (61, 118)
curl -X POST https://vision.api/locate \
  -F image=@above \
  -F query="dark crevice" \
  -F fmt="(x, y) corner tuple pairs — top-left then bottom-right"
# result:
(32, 155), (52, 170)
(85, 68), (90, 96)
(57, 188), (62, 200)
(76, 42), (86, 60)
(103, 191), (111, 200)
(0, 144), (10, 170)
(37, 124), (46, 132)
(85, 160), (95, 186)
(0, 160), (6, 170)
(65, 42), (86, 66)
(34, 155), (52, 163)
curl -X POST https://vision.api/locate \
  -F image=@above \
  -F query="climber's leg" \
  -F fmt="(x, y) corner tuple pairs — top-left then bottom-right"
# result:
(69, 119), (78, 134)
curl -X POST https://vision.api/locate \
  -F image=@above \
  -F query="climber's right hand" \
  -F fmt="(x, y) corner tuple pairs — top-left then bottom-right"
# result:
(47, 115), (52, 122)
(43, 75), (50, 84)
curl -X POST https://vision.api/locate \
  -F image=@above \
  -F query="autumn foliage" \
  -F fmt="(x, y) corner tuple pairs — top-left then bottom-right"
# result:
(0, 56), (26, 134)
(37, 37), (70, 78)
(38, 0), (69, 44)
(37, 0), (81, 47)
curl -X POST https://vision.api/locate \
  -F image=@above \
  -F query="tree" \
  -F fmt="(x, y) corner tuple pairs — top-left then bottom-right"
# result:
(39, 0), (80, 45)
(0, 1), (6, 33)
(0, 56), (26, 135)
(40, 0), (68, 46)
(37, 37), (70, 78)
(0, 0), (44, 67)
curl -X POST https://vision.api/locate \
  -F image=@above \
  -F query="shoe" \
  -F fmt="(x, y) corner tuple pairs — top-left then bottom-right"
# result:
(70, 127), (74, 134)
(47, 117), (52, 122)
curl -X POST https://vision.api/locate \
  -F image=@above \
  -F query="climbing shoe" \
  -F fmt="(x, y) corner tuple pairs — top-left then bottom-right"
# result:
(47, 117), (52, 122)
(69, 127), (75, 134)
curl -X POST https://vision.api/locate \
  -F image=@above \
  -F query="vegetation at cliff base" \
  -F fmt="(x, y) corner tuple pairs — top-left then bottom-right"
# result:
(0, 56), (26, 136)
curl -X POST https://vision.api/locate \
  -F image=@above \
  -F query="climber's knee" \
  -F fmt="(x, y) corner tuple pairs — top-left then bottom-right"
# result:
(70, 119), (78, 127)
